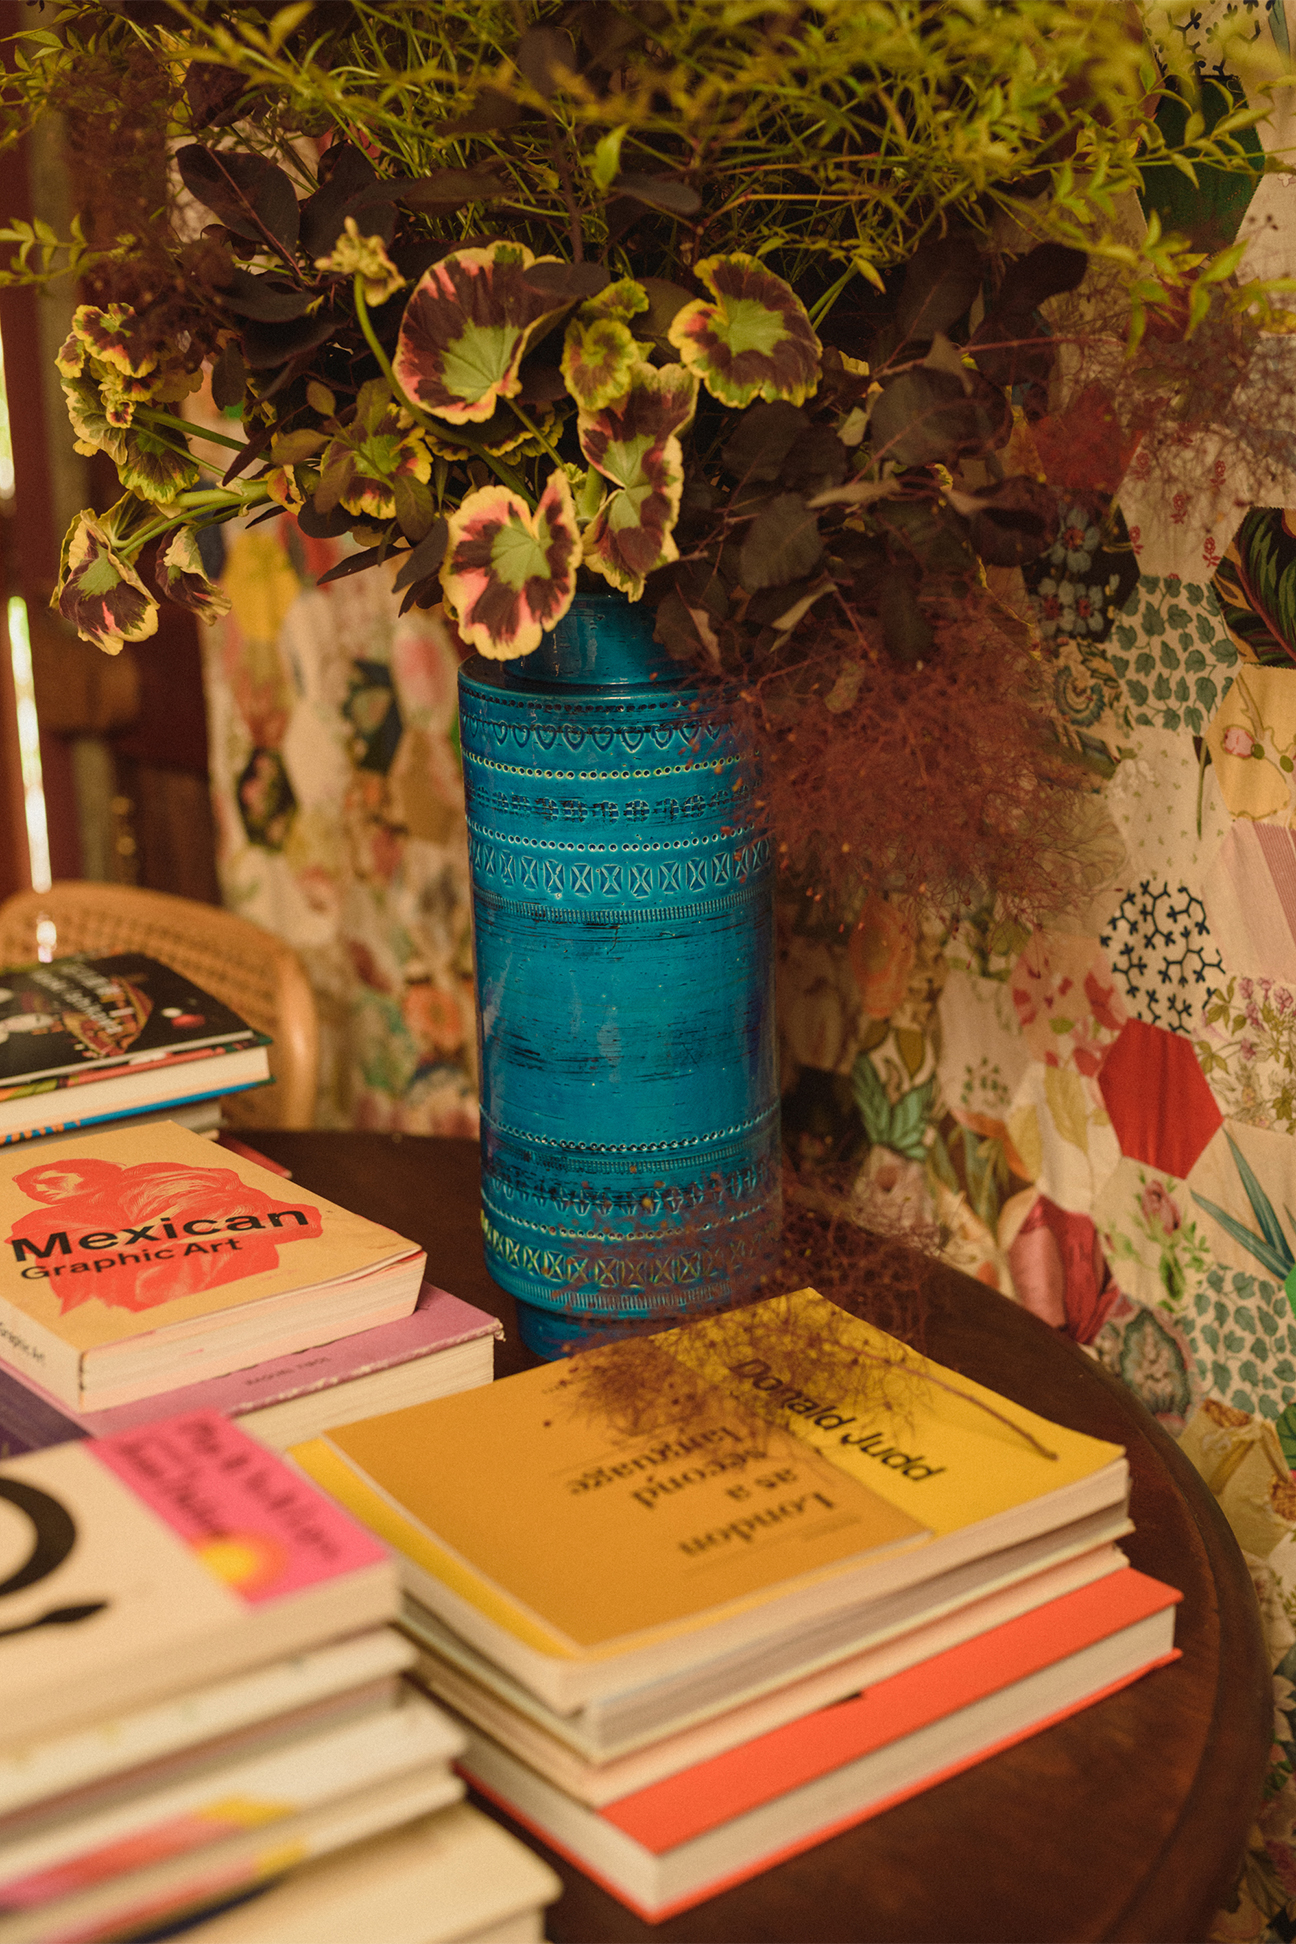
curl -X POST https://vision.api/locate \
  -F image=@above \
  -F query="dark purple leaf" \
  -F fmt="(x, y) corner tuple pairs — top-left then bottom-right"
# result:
(894, 235), (982, 340)
(393, 472), (436, 543)
(517, 362), (569, 405)
(870, 368), (984, 467)
(653, 587), (717, 662)
(613, 173), (701, 216)
(441, 89), (522, 136)
(996, 244), (1087, 312)
(517, 27), (576, 93)
(398, 577), (442, 616)
(177, 144), (300, 252)
(722, 401), (808, 481)
(603, 196), (648, 245)
(637, 278), (694, 341)
(317, 545), (387, 586)
(392, 518), (448, 591)
(962, 475), (1060, 565)
(780, 424), (849, 493)
(222, 416), (272, 485)
(296, 499), (354, 539)
(241, 309), (338, 371)
(185, 61), (247, 128)
(879, 574), (934, 665)
(210, 338), (246, 411)
(524, 261), (609, 302)
(218, 268), (318, 321)
(969, 310), (1054, 392)
(398, 169), (508, 210)
(300, 146), (399, 257)
(739, 493), (822, 591)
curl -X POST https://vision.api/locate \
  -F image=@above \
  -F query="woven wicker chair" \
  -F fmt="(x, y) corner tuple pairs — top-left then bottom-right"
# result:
(0, 883), (319, 1129)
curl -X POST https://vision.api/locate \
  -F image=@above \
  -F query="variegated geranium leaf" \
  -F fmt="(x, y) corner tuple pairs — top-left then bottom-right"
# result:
(152, 528), (232, 624)
(583, 277), (649, 323)
(421, 398), (562, 462)
(53, 506), (158, 655)
(115, 424), (202, 506)
(61, 372), (128, 462)
(440, 469), (579, 658)
(69, 303), (157, 379)
(561, 313), (641, 413)
(393, 242), (570, 425)
(316, 397), (432, 522)
(577, 362), (698, 598)
(560, 278), (649, 411)
(668, 253), (821, 409)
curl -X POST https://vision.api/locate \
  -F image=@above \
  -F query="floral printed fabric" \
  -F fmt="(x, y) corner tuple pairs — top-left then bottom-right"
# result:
(776, 13), (1296, 1934)
(202, 512), (479, 1135)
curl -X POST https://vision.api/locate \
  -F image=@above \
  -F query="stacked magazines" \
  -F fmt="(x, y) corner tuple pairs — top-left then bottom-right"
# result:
(291, 1287), (1182, 1923)
(0, 1410), (559, 1943)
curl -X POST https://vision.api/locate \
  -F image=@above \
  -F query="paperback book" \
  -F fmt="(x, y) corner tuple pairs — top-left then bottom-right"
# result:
(292, 1288), (1128, 1712)
(457, 1568), (1180, 1921)
(0, 1118), (425, 1409)
(0, 1283), (499, 1456)
(0, 954), (270, 1142)
(177, 1801), (562, 1944)
(0, 1408), (396, 1751)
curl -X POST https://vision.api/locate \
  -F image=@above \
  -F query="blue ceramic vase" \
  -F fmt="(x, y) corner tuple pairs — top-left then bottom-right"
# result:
(458, 593), (780, 1358)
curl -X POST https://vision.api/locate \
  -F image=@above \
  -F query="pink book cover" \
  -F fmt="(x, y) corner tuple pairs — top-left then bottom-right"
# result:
(89, 1409), (389, 1602)
(0, 1283), (500, 1437)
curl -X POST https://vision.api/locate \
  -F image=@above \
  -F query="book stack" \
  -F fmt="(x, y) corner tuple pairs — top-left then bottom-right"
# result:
(0, 1410), (560, 1942)
(0, 1115), (501, 1465)
(291, 1288), (1182, 1923)
(0, 954), (271, 1146)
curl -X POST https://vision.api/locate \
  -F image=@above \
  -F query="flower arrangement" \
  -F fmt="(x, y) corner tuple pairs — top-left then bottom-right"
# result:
(0, 0), (1282, 909)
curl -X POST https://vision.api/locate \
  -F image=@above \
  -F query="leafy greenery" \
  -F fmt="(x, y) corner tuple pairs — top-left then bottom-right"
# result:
(5, 0), (1294, 898)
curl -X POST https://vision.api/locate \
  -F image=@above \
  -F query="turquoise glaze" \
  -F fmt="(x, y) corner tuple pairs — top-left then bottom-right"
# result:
(458, 594), (779, 1357)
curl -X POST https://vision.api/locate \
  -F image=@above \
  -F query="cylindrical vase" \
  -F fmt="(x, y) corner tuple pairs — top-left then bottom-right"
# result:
(457, 594), (779, 1357)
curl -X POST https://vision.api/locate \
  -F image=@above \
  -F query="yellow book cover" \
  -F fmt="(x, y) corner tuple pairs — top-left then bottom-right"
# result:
(293, 1290), (1125, 1690)
(0, 1121), (421, 1403)
(663, 1288), (1125, 1538)
(293, 1359), (926, 1659)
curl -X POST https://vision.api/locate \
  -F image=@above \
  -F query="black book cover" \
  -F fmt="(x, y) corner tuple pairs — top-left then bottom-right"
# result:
(0, 955), (258, 1095)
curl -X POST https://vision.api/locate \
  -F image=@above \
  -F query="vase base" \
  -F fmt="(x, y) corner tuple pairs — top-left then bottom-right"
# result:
(514, 1298), (718, 1361)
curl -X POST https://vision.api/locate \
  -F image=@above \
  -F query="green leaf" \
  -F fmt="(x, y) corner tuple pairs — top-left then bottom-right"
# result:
(888, 1078), (935, 1160)
(851, 1053), (893, 1148)
(1191, 1188), (1293, 1280)
(1275, 1400), (1296, 1471)
(1227, 1132), (1291, 1264)
(590, 127), (626, 193)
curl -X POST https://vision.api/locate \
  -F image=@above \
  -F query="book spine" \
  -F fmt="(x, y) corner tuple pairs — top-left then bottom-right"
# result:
(0, 1296), (83, 1412)
(0, 1368), (83, 1453)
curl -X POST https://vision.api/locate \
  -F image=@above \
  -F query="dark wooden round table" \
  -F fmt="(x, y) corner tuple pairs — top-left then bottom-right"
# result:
(252, 1131), (1271, 1944)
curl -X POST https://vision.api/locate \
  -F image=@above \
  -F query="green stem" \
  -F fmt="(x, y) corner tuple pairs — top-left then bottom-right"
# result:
(139, 408), (246, 453)
(352, 275), (535, 506)
(508, 399), (563, 465)
(129, 485), (270, 550)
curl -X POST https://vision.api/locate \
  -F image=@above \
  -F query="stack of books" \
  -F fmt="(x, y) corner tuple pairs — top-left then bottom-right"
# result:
(0, 953), (271, 1145)
(291, 1288), (1182, 1922)
(0, 1409), (559, 1942)
(0, 1117), (499, 1460)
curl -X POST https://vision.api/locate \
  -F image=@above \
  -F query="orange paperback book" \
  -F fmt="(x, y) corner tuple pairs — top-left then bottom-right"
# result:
(0, 1119), (425, 1408)
(457, 1567), (1181, 1921)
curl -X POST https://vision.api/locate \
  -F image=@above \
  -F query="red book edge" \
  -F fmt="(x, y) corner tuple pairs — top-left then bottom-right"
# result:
(464, 1648), (1180, 1924)
(603, 1568), (1181, 1849)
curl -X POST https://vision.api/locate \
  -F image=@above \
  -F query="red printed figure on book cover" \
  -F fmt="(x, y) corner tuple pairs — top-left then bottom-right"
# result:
(4, 1156), (322, 1315)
